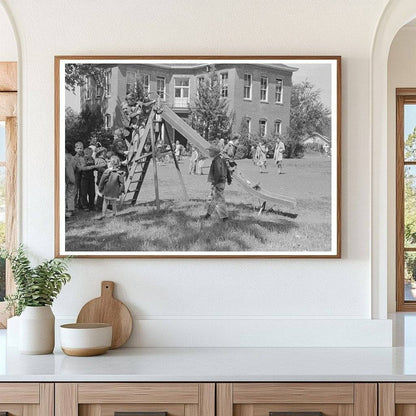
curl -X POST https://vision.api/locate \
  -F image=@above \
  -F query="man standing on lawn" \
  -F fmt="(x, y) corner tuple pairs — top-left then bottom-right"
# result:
(202, 144), (232, 222)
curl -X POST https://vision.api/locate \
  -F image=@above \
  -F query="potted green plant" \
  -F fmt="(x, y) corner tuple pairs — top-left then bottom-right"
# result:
(1, 245), (71, 354)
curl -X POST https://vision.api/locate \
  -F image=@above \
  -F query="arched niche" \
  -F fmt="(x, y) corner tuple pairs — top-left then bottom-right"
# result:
(371, 0), (416, 319)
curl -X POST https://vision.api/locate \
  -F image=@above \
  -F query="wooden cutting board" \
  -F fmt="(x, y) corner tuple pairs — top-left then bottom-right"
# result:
(76, 281), (133, 349)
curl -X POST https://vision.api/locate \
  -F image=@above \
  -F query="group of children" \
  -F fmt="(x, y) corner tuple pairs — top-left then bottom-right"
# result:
(64, 91), (157, 221)
(252, 137), (285, 174)
(65, 139), (126, 220)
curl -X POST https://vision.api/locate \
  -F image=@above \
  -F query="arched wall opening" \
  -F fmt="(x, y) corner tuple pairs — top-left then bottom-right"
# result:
(371, 0), (416, 320)
(387, 19), (416, 313)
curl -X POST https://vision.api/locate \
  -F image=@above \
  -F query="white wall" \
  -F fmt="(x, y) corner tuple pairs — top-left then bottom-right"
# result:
(0, 3), (17, 61)
(387, 25), (416, 312)
(0, 0), (393, 347)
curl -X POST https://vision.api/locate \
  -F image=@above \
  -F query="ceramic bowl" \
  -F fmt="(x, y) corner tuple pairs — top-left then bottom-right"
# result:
(60, 323), (112, 356)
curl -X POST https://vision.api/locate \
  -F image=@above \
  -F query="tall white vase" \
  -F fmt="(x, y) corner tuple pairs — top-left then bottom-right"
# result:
(19, 306), (55, 354)
(6, 315), (20, 347)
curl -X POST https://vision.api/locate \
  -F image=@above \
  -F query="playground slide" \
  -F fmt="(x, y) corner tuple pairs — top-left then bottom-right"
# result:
(233, 170), (296, 210)
(161, 106), (297, 211)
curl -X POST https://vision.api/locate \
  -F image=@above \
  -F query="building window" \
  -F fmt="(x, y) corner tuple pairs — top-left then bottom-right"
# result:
(0, 118), (17, 314)
(0, 122), (5, 301)
(141, 74), (150, 95)
(396, 89), (416, 311)
(196, 77), (204, 98)
(274, 120), (281, 136)
(275, 79), (283, 103)
(126, 71), (136, 94)
(247, 118), (251, 134)
(96, 85), (103, 99)
(0, 63), (17, 326)
(157, 76), (166, 100)
(244, 74), (252, 100)
(260, 76), (268, 102)
(220, 72), (229, 98)
(104, 114), (111, 130)
(85, 76), (91, 100)
(174, 78), (190, 107)
(259, 119), (267, 137)
(104, 71), (111, 97)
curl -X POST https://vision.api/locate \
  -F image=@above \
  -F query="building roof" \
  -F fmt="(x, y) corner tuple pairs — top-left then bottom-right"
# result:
(302, 132), (331, 144)
(95, 62), (299, 74)
(146, 62), (299, 73)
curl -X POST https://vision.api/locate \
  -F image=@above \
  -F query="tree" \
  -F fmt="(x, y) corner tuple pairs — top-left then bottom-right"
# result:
(65, 64), (106, 92)
(405, 170), (416, 281)
(189, 66), (233, 143)
(405, 126), (416, 161)
(403, 129), (416, 282)
(65, 105), (105, 147)
(235, 117), (254, 159)
(404, 129), (416, 249)
(286, 80), (331, 158)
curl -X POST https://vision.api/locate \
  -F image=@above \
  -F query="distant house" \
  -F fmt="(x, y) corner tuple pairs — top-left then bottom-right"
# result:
(302, 132), (331, 147)
(80, 62), (297, 143)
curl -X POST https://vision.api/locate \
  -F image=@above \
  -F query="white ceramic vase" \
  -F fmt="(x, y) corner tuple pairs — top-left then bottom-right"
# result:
(6, 315), (20, 347)
(19, 306), (55, 354)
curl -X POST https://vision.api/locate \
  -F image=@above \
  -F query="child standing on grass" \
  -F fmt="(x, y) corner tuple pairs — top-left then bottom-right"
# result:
(65, 142), (76, 218)
(94, 147), (108, 211)
(188, 146), (199, 174)
(73, 141), (84, 209)
(97, 155), (125, 220)
(80, 147), (97, 211)
(255, 141), (268, 173)
(202, 145), (232, 222)
(273, 137), (285, 174)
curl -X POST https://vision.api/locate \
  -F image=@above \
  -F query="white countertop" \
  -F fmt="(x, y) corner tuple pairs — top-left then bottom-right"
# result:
(2, 328), (416, 382)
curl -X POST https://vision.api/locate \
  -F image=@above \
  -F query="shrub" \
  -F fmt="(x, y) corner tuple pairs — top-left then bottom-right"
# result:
(1, 246), (71, 316)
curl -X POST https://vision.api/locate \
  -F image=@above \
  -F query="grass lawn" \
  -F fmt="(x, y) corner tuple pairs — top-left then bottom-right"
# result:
(65, 152), (332, 253)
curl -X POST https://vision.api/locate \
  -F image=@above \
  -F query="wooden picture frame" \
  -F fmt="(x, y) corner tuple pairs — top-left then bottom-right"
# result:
(55, 56), (341, 258)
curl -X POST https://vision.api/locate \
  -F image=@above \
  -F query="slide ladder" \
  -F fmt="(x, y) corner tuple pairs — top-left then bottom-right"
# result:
(121, 111), (155, 205)
(160, 105), (297, 211)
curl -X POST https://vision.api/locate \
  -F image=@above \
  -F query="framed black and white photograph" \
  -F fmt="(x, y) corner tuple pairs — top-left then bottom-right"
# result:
(55, 56), (341, 258)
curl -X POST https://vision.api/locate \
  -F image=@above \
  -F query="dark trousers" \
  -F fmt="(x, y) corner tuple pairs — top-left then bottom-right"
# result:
(96, 174), (104, 211)
(96, 195), (103, 211)
(80, 177), (96, 209)
(75, 173), (82, 208)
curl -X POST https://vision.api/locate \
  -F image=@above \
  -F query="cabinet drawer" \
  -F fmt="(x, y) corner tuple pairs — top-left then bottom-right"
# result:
(379, 383), (416, 416)
(0, 383), (53, 416)
(0, 383), (39, 404)
(78, 383), (200, 404)
(217, 383), (376, 416)
(56, 383), (215, 416)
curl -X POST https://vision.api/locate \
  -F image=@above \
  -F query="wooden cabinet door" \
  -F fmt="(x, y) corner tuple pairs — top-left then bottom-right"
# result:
(56, 383), (215, 416)
(0, 383), (53, 416)
(217, 383), (377, 416)
(379, 383), (416, 416)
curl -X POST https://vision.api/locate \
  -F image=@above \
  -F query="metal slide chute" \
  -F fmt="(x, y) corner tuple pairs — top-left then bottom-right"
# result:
(160, 105), (297, 212)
